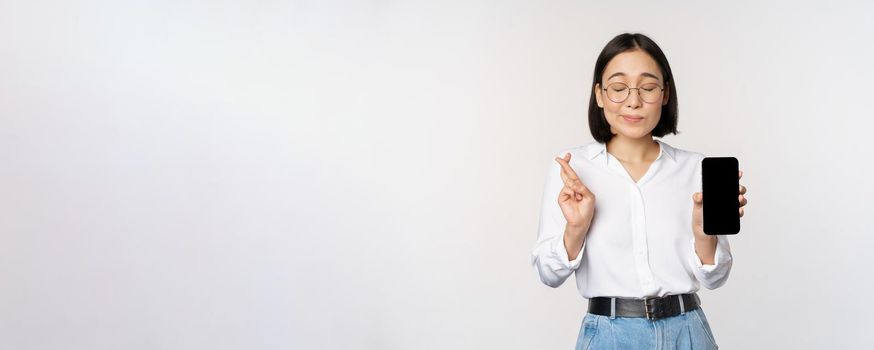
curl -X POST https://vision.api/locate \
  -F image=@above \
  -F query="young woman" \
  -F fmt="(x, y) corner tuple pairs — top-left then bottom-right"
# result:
(531, 33), (748, 350)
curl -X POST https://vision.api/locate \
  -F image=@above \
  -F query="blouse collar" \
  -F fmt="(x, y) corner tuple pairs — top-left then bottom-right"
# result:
(587, 139), (677, 163)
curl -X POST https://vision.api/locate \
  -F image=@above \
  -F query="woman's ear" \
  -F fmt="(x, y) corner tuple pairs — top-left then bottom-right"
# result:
(662, 81), (670, 106)
(594, 83), (604, 108)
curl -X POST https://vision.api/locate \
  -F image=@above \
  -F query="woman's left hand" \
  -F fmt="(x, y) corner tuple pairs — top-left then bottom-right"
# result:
(692, 170), (748, 238)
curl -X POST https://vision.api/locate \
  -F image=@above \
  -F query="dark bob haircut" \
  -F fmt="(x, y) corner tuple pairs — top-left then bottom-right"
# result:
(588, 33), (679, 144)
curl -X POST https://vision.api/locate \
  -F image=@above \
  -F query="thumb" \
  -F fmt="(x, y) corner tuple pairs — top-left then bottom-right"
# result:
(571, 182), (590, 196)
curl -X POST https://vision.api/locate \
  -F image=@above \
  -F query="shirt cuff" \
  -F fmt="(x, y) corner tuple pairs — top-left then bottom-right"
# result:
(693, 248), (719, 273)
(552, 235), (585, 271)
(690, 236), (727, 272)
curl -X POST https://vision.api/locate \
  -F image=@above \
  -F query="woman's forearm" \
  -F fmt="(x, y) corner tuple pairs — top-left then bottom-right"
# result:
(563, 224), (589, 261)
(694, 235), (718, 265)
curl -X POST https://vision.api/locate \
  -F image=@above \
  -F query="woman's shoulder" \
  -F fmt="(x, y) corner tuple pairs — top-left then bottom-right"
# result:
(656, 139), (706, 163)
(552, 141), (604, 159)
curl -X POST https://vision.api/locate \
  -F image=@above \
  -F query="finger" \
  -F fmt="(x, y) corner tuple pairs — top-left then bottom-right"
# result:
(739, 170), (743, 179)
(739, 185), (746, 194)
(554, 155), (578, 185)
(569, 180), (590, 195)
(559, 185), (575, 201)
(739, 207), (744, 217)
(560, 184), (584, 202)
(554, 157), (570, 183)
(555, 157), (573, 182)
(692, 192), (702, 204)
(555, 159), (591, 195)
(555, 154), (581, 182)
(739, 195), (747, 207)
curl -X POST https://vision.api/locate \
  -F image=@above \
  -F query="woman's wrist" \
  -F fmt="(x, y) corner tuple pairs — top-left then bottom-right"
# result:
(565, 222), (589, 237)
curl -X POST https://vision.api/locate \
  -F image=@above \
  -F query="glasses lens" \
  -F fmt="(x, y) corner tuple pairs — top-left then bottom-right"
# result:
(639, 83), (662, 103)
(606, 83), (628, 103)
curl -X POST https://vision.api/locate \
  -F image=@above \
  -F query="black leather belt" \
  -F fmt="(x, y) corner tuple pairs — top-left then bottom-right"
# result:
(588, 293), (700, 321)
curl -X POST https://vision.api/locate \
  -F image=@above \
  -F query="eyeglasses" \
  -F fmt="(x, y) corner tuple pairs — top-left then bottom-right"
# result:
(601, 82), (665, 104)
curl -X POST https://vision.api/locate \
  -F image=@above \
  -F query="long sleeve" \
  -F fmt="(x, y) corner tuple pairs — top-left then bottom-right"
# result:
(531, 154), (585, 288)
(688, 235), (733, 289)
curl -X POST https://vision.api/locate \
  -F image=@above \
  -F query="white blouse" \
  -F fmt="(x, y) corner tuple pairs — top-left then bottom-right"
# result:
(530, 139), (733, 298)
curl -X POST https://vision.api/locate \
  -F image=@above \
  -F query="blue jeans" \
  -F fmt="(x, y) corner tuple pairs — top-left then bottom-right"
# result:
(575, 307), (719, 350)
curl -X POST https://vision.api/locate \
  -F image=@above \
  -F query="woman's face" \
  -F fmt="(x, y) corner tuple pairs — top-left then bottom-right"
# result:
(594, 49), (669, 141)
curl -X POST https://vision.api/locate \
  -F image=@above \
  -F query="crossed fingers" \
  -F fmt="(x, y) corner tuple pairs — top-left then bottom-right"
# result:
(554, 153), (589, 197)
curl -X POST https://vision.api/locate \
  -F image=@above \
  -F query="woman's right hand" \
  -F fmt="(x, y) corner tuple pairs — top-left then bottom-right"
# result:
(554, 152), (596, 232)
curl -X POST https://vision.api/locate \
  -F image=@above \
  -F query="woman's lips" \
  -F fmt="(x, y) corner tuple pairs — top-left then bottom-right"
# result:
(622, 115), (643, 123)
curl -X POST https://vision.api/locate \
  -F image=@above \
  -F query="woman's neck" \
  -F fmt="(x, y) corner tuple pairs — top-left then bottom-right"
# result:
(606, 136), (659, 163)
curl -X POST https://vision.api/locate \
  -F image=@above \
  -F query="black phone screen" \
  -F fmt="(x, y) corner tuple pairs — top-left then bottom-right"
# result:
(702, 157), (740, 235)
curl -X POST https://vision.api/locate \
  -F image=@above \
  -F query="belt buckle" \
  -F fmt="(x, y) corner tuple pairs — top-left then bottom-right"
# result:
(643, 297), (661, 321)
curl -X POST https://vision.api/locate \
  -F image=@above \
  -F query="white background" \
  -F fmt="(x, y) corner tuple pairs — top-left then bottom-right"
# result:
(2, 0), (873, 349)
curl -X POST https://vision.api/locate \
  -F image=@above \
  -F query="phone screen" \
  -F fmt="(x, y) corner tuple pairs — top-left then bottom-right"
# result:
(702, 157), (740, 235)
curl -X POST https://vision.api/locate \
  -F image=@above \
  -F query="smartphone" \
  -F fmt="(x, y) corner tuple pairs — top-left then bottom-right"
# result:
(701, 157), (740, 235)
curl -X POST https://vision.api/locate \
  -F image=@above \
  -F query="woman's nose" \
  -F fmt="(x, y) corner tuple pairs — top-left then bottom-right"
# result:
(625, 89), (643, 107)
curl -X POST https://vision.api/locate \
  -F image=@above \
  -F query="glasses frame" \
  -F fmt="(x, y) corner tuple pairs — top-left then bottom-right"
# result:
(601, 82), (666, 104)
